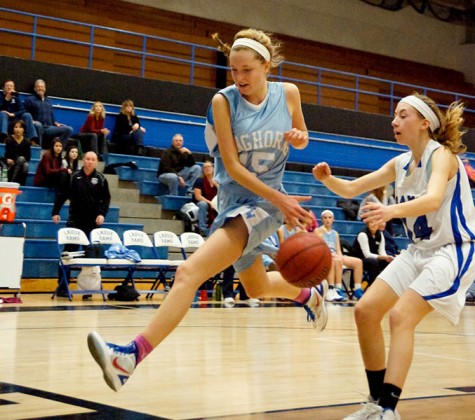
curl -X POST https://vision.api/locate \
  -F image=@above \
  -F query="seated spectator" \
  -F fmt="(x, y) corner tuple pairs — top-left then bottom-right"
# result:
(62, 145), (80, 173)
(462, 158), (475, 188)
(304, 207), (318, 233)
(316, 209), (364, 301)
(379, 221), (400, 257)
(78, 101), (110, 157)
(23, 79), (73, 149)
(352, 219), (395, 288)
(112, 99), (145, 156)
(193, 160), (218, 236)
(261, 231), (279, 272)
(34, 139), (71, 208)
(358, 185), (397, 234)
(157, 133), (201, 195)
(0, 79), (38, 145)
(3, 120), (31, 185)
(466, 280), (475, 303)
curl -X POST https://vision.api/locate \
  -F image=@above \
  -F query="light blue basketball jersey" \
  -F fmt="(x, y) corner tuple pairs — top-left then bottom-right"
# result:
(204, 82), (293, 272)
(322, 229), (338, 253)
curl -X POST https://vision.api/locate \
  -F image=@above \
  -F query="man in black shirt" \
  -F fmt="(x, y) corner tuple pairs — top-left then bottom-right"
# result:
(157, 133), (201, 195)
(52, 151), (111, 297)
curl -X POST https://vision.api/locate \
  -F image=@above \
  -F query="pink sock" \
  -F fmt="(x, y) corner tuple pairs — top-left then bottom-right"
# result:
(133, 334), (153, 364)
(294, 288), (311, 304)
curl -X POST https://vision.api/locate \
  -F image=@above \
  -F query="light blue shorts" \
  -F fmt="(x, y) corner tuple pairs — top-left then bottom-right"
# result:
(210, 182), (284, 273)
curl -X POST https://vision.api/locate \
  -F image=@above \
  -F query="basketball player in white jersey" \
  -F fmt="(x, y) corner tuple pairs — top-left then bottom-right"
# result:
(314, 93), (475, 419)
(87, 28), (328, 392)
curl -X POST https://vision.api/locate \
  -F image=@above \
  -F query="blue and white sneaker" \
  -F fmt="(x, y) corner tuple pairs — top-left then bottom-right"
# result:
(353, 288), (364, 300)
(336, 288), (348, 302)
(87, 331), (137, 392)
(302, 280), (328, 331)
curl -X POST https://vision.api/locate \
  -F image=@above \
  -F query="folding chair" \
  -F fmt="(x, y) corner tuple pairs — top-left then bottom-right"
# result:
(90, 227), (138, 291)
(147, 231), (185, 298)
(180, 232), (218, 297)
(55, 227), (108, 301)
(122, 229), (170, 298)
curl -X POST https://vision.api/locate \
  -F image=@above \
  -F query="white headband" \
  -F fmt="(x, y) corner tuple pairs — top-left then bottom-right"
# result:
(321, 210), (334, 218)
(400, 95), (440, 132)
(231, 38), (270, 62)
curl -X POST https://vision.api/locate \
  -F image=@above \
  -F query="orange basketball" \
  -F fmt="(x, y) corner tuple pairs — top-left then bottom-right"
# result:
(276, 232), (332, 288)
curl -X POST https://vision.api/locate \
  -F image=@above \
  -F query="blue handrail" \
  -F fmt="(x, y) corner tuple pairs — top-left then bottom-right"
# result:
(1, 6), (474, 118)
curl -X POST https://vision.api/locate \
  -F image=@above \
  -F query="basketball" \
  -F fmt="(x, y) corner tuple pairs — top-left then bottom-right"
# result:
(276, 232), (332, 288)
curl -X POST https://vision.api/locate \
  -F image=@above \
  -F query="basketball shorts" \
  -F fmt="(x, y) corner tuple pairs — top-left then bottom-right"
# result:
(210, 184), (284, 273)
(379, 242), (475, 324)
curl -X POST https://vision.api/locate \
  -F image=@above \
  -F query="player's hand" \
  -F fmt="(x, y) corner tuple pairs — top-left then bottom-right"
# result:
(312, 162), (332, 181)
(276, 194), (312, 230)
(361, 202), (393, 224)
(285, 128), (308, 149)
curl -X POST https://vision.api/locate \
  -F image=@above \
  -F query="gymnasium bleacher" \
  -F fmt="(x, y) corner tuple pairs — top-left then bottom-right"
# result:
(1, 3), (475, 294)
(0, 95), (421, 284)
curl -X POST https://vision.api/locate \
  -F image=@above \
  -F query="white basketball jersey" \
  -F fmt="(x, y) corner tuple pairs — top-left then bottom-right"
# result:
(394, 139), (475, 249)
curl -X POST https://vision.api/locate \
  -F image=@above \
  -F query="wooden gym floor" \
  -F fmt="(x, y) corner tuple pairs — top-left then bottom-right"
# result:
(0, 293), (474, 419)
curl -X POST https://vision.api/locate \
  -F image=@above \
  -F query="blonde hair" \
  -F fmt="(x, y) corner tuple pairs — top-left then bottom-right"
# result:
(120, 99), (135, 116)
(411, 92), (467, 155)
(212, 28), (283, 68)
(89, 101), (106, 119)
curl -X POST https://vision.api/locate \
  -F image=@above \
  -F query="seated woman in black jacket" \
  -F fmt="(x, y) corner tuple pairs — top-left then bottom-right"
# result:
(112, 99), (145, 156)
(3, 120), (31, 185)
(352, 219), (395, 288)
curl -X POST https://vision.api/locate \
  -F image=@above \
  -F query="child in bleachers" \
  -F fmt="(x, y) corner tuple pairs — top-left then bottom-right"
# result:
(316, 209), (364, 301)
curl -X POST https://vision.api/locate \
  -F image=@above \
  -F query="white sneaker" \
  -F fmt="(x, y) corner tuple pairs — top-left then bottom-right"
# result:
(245, 298), (260, 307)
(302, 280), (328, 331)
(223, 297), (235, 307)
(87, 331), (137, 392)
(343, 397), (401, 420)
(343, 398), (381, 419)
(325, 288), (343, 302)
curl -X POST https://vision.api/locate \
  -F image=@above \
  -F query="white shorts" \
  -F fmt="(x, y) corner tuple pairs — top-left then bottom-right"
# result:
(379, 242), (475, 324)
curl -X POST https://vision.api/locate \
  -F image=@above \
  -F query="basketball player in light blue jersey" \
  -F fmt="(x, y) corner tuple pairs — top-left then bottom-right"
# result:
(314, 93), (475, 420)
(87, 28), (328, 393)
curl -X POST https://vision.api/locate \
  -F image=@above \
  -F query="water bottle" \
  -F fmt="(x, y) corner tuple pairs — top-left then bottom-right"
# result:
(1, 167), (8, 181)
(214, 281), (222, 301)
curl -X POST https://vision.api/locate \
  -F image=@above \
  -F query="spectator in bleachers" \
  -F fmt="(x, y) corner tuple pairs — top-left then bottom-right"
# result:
(23, 79), (73, 149)
(304, 207), (318, 233)
(0, 80), (38, 145)
(78, 101), (110, 157)
(379, 221), (400, 257)
(358, 185), (398, 235)
(157, 133), (201, 195)
(52, 151), (111, 298)
(316, 209), (364, 301)
(462, 158), (475, 188)
(62, 144), (80, 173)
(34, 138), (71, 192)
(112, 99), (145, 156)
(192, 160), (218, 236)
(352, 219), (394, 289)
(3, 120), (31, 185)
